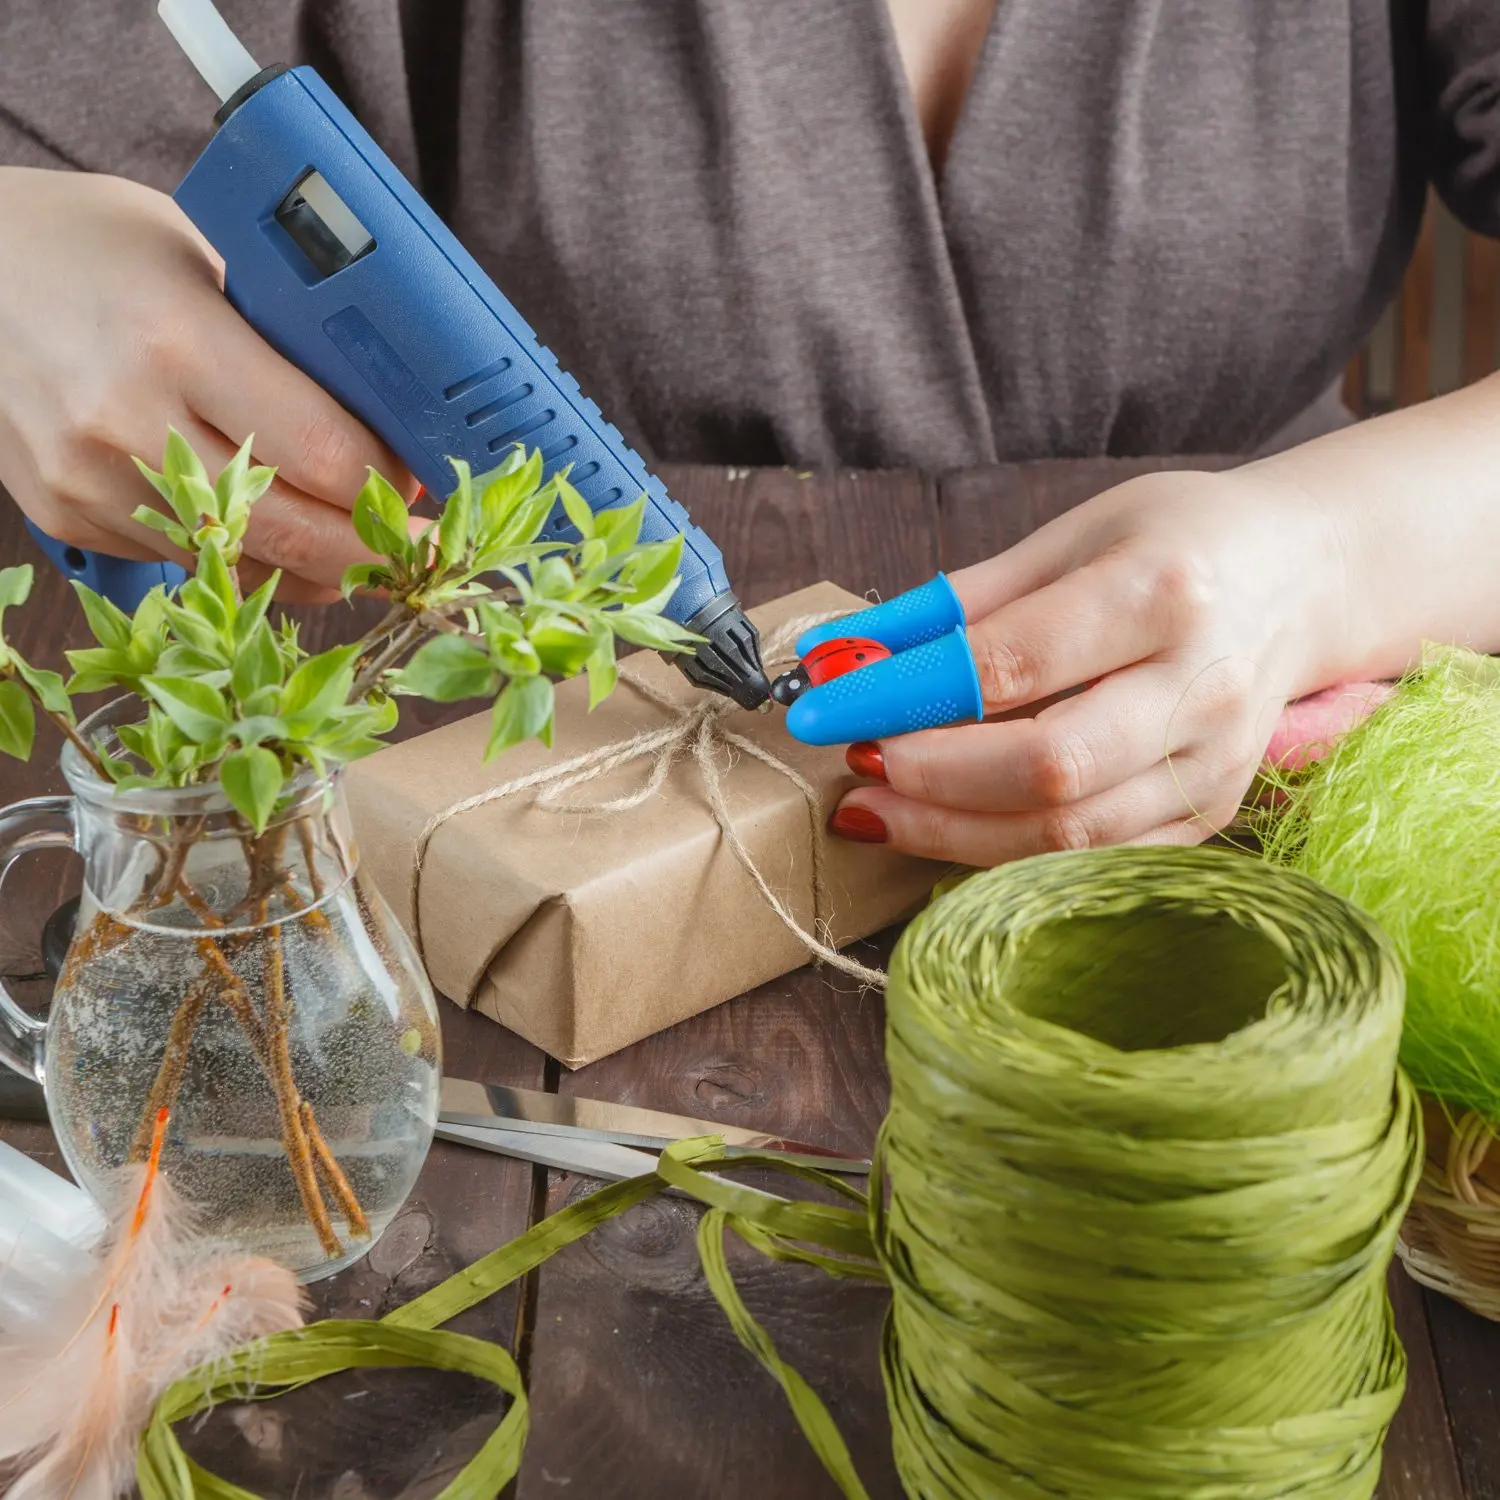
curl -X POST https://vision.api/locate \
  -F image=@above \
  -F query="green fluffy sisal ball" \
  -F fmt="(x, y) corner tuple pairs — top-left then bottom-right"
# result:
(1260, 647), (1500, 1123)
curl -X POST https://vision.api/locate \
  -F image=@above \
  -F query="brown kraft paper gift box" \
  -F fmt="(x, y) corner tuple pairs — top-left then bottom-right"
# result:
(343, 582), (946, 1067)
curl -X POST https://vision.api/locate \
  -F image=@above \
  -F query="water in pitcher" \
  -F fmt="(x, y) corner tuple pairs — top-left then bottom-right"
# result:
(46, 873), (440, 1279)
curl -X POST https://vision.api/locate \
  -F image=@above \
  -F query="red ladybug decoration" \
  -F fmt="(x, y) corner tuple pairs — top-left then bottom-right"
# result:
(770, 637), (892, 706)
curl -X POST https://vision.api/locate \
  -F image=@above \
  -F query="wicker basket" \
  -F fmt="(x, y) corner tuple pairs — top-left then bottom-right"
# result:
(1397, 1098), (1500, 1320)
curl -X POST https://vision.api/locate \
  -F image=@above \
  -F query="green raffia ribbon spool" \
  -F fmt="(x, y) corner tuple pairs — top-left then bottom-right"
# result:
(877, 845), (1421, 1499)
(139, 846), (1421, 1500)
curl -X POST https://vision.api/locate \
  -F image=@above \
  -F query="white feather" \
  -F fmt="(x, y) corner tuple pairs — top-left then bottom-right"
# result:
(0, 1113), (305, 1498)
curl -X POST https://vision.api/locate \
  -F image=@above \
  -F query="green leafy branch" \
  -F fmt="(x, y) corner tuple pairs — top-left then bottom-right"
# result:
(0, 430), (701, 833)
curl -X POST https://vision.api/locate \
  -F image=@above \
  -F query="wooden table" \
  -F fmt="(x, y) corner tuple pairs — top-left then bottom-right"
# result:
(2, 459), (1497, 1499)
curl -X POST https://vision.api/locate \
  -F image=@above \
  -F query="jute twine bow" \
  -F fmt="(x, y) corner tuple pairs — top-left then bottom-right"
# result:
(408, 613), (887, 990)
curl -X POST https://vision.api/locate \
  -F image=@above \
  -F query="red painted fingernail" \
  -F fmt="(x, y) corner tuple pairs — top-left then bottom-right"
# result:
(845, 742), (887, 782)
(828, 806), (888, 844)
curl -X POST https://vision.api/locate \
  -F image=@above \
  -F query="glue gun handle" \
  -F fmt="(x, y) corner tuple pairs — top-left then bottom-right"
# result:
(23, 519), (187, 609)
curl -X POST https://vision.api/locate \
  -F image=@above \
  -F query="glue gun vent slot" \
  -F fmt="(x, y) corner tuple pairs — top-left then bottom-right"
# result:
(444, 357), (512, 402)
(489, 410), (556, 451)
(465, 384), (533, 427)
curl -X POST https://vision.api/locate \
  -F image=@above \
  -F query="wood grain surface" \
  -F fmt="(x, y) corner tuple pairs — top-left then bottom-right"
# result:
(1, 461), (1494, 1498)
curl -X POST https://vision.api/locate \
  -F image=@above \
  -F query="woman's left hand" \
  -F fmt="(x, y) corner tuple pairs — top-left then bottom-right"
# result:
(827, 467), (1365, 864)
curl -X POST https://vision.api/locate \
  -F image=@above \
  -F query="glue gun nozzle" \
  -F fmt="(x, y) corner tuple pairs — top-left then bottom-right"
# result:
(674, 593), (771, 710)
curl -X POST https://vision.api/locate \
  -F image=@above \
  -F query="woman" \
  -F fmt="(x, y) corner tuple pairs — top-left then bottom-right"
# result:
(1, 0), (1498, 865)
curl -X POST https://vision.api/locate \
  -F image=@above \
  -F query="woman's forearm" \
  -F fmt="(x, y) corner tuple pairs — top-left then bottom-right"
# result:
(1239, 372), (1500, 684)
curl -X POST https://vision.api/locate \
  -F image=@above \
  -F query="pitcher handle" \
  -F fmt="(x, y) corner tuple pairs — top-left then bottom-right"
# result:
(0, 797), (75, 1084)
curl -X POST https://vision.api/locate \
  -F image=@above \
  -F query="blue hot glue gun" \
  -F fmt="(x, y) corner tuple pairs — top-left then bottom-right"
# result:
(23, 0), (770, 709)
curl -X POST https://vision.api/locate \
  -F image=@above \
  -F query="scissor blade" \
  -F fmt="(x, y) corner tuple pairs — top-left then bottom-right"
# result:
(435, 1122), (791, 1205)
(435, 1122), (659, 1182)
(438, 1079), (870, 1174)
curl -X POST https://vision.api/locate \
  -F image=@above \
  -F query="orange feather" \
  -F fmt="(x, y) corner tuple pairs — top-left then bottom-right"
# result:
(0, 1110), (305, 1498)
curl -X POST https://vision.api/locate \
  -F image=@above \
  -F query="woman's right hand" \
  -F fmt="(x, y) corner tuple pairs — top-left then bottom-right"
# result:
(0, 168), (415, 602)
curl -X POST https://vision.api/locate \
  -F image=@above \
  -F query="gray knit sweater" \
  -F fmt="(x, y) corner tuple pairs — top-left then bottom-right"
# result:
(1, 1), (1495, 469)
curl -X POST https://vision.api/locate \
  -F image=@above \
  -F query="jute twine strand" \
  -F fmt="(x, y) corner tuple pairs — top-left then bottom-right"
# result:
(408, 613), (887, 989)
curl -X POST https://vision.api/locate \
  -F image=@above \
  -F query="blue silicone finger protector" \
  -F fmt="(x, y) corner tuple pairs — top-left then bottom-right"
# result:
(785, 629), (984, 746)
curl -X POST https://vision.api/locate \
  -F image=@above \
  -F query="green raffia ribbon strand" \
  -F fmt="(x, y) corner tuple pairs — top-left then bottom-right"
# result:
(1257, 646), (1500, 1124)
(140, 846), (1421, 1500)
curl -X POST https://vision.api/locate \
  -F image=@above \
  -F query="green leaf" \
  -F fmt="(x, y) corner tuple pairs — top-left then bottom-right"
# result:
(153, 647), (230, 689)
(0, 680), (34, 759)
(71, 581), (133, 651)
(231, 714), (290, 748)
(142, 676), (232, 744)
(131, 588), (170, 647)
(352, 471), (414, 560)
(438, 461), (474, 567)
(340, 561), (389, 600)
(130, 455), (176, 506)
(16, 661), (73, 718)
(397, 635), (498, 703)
(129, 504), (192, 550)
(162, 600), (227, 657)
(212, 434), (251, 508)
(621, 537), (684, 606)
(610, 609), (701, 652)
(477, 448), (544, 533)
(533, 557), (575, 600)
(585, 632), (618, 711)
(196, 540), (238, 619)
(96, 750), (136, 783)
(0, 564), (34, 614)
(280, 643), (358, 724)
(485, 675), (554, 759)
(239, 685), (281, 718)
(174, 473), (220, 533)
(556, 476), (595, 540)
(231, 620), (284, 701)
(162, 426), (212, 494)
(594, 496), (646, 555)
(115, 722), (151, 762)
(234, 572), (280, 646)
(484, 480), (559, 556)
(529, 621), (596, 677)
(65, 645), (136, 695)
(220, 745), (283, 833)
(178, 578), (231, 636)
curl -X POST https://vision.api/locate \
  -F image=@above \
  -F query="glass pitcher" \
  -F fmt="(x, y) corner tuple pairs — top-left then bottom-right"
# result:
(0, 700), (441, 1281)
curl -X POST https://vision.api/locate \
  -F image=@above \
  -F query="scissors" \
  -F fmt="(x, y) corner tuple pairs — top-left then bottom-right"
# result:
(436, 1077), (871, 1185)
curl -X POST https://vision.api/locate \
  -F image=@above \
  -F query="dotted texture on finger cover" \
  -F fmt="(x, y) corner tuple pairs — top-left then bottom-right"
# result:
(811, 636), (964, 735)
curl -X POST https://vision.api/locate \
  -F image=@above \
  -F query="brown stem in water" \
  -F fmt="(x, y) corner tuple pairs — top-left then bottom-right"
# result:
(149, 816), (206, 910)
(296, 815), (327, 900)
(56, 910), (132, 991)
(258, 923), (340, 1257)
(126, 971), (211, 1163)
(100, 815), (365, 1256)
(301, 1100), (371, 1239)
